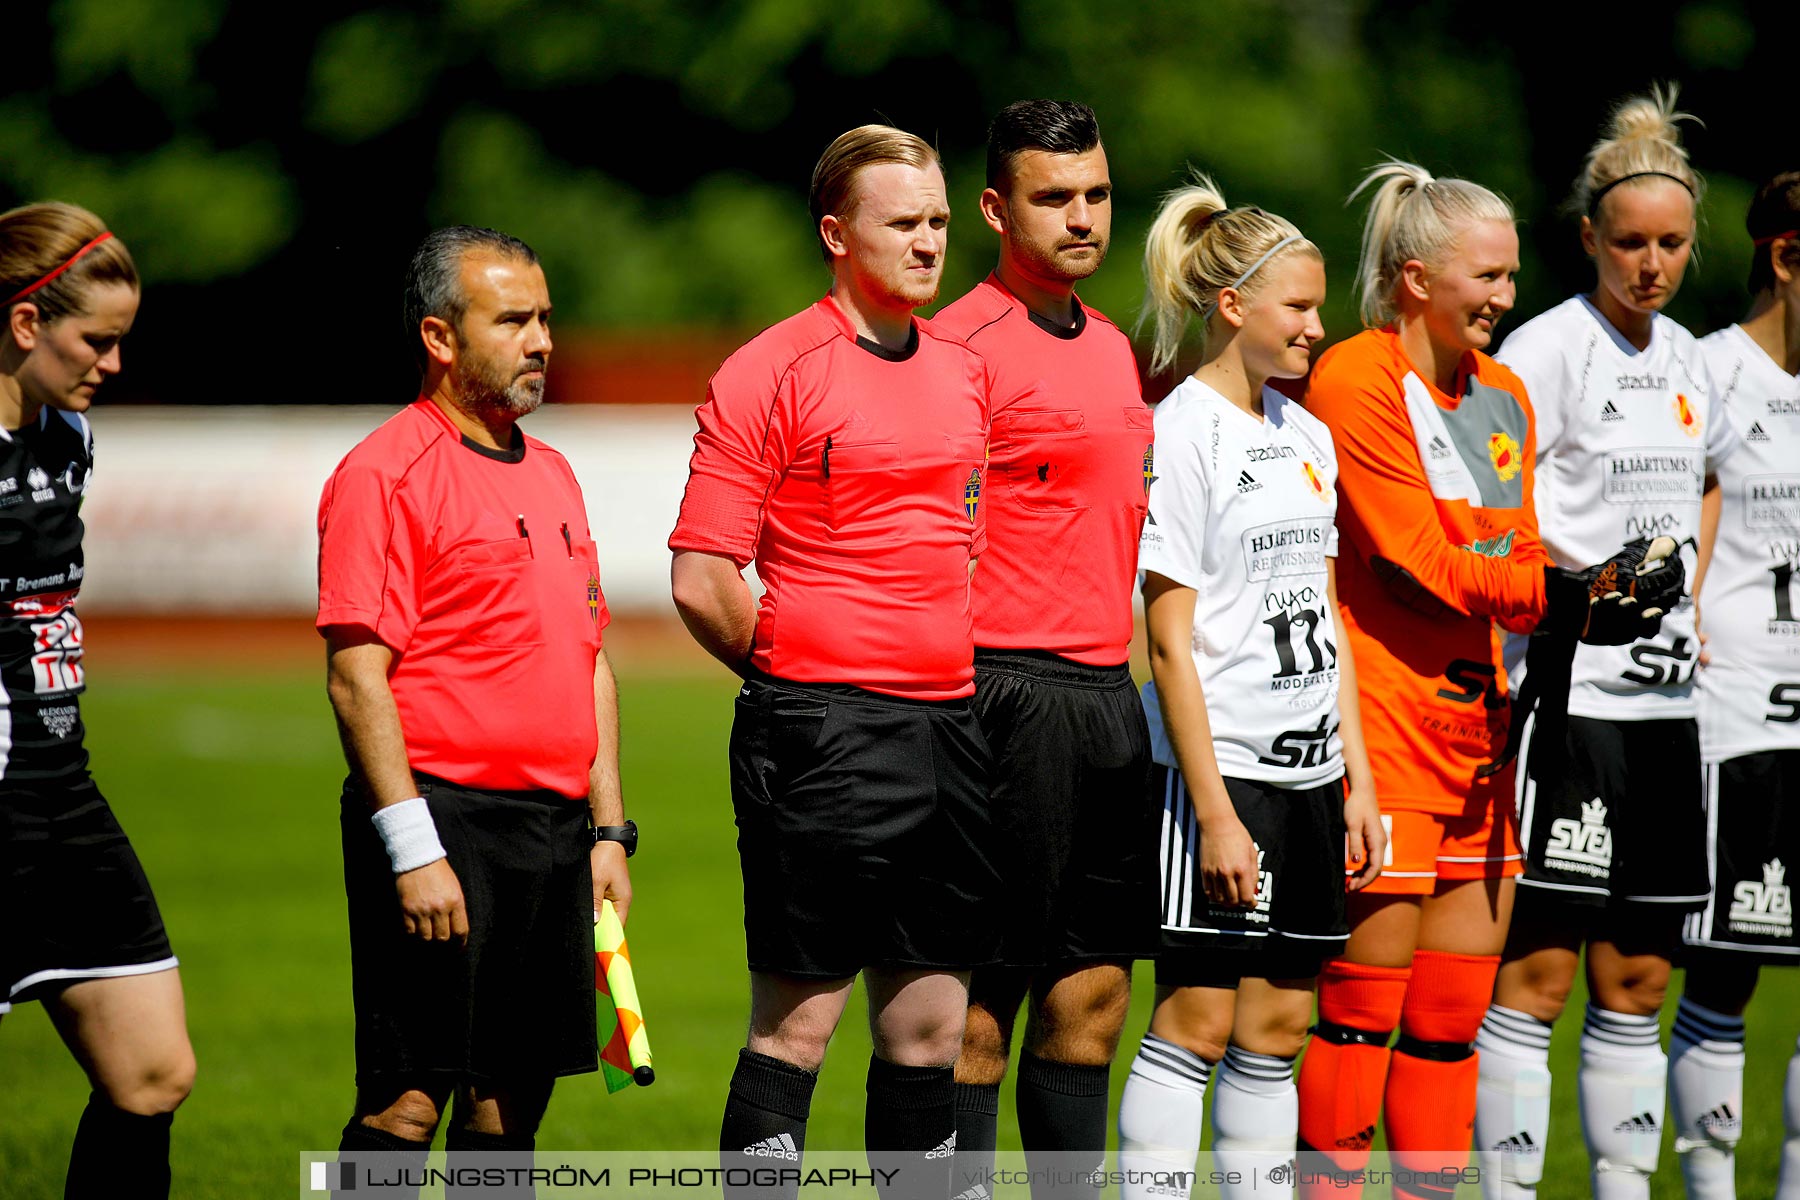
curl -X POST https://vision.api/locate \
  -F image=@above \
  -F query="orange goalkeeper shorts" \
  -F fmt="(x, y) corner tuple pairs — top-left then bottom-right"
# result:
(1358, 800), (1523, 895)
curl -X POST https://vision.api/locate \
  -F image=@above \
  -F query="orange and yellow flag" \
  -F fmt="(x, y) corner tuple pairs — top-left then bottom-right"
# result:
(594, 900), (654, 1092)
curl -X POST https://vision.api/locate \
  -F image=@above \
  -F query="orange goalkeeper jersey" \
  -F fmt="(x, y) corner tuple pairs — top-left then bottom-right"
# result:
(1306, 328), (1552, 816)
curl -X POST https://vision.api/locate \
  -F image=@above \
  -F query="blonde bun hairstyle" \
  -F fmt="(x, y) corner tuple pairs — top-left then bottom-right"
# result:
(1573, 84), (1703, 222)
(1140, 174), (1317, 375)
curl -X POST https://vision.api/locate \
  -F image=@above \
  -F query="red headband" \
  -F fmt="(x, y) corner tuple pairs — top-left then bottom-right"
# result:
(4, 231), (114, 306)
(1753, 229), (1799, 246)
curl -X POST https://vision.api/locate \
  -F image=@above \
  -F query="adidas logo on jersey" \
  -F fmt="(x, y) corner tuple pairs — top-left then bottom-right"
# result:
(1601, 400), (1625, 421)
(743, 1133), (800, 1161)
(1427, 434), (1453, 459)
(1748, 422), (1771, 442)
(924, 1133), (957, 1160)
(1492, 1131), (1541, 1157)
(951, 1189), (989, 1200)
(1236, 470), (1261, 493)
(1613, 1111), (1658, 1135)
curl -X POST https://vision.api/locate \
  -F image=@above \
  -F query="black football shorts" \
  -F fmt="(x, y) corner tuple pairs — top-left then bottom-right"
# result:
(971, 649), (1158, 969)
(728, 673), (1000, 978)
(1152, 768), (1349, 988)
(1517, 714), (1707, 911)
(1682, 750), (1800, 960)
(1, 774), (177, 1012)
(340, 773), (597, 1086)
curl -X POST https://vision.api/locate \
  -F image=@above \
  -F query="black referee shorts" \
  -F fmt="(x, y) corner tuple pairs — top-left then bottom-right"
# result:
(1, 774), (177, 1010)
(1682, 750), (1800, 962)
(340, 774), (597, 1087)
(1518, 714), (1708, 911)
(1152, 768), (1349, 989)
(728, 673), (1000, 979)
(972, 649), (1158, 969)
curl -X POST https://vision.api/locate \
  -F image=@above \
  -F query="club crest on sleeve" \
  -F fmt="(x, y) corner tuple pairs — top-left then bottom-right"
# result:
(1488, 432), (1522, 483)
(964, 467), (982, 523)
(1675, 393), (1700, 437)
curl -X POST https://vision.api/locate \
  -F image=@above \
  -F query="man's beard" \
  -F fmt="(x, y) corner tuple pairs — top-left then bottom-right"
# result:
(454, 353), (545, 421)
(1020, 231), (1107, 284)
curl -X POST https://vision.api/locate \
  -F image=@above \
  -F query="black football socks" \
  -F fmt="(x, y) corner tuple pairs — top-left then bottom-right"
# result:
(721, 1049), (818, 1200)
(866, 1056), (956, 1200)
(65, 1094), (173, 1199)
(1017, 1052), (1110, 1200)
(335, 1118), (432, 1198)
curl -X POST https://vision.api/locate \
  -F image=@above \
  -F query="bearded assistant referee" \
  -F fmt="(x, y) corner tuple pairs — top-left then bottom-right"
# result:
(929, 100), (1156, 1199)
(670, 125), (997, 1199)
(317, 227), (631, 1187)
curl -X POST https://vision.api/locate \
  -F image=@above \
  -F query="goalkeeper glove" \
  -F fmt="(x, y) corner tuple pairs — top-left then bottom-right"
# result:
(1541, 535), (1684, 646)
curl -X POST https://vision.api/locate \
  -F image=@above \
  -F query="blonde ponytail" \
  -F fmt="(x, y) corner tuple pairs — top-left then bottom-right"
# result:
(1141, 175), (1316, 375)
(1349, 160), (1513, 328)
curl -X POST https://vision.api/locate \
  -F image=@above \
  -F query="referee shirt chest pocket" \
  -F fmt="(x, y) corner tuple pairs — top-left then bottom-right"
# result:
(566, 536), (605, 644)
(997, 408), (1088, 512)
(822, 440), (903, 542)
(435, 536), (545, 647)
(1124, 405), (1154, 515)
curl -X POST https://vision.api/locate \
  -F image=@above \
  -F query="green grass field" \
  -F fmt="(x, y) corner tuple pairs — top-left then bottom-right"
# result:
(0, 666), (1793, 1197)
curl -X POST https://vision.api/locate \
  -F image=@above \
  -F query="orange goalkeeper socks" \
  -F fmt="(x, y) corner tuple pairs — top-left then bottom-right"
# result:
(1298, 960), (1410, 1199)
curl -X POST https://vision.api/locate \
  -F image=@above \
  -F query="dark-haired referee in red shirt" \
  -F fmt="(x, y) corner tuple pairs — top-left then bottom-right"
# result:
(670, 125), (997, 1199)
(932, 101), (1155, 1199)
(318, 227), (631, 1190)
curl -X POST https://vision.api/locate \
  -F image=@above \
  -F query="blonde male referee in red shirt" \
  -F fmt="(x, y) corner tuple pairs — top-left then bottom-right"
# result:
(670, 126), (998, 1200)
(932, 100), (1155, 1200)
(317, 226), (632, 1196)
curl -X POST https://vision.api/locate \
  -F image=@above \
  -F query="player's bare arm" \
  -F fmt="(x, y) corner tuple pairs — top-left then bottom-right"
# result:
(1696, 476), (1722, 666)
(670, 549), (757, 673)
(589, 647), (632, 923)
(1328, 562), (1385, 889)
(1143, 570), (1259, 908)
(325, 627), (468, 945)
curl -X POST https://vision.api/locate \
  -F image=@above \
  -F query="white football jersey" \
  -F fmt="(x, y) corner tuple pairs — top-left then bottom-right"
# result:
(1138, 378), (1344, 787)
(1499, 296), (1738, 720)
(1696, 324), (1800, 761)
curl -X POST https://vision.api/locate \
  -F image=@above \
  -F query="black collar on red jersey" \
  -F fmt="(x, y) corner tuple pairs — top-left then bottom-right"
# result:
(854, 323), (920, 362)
(460, 426), (527, 463)
(1026, 294), (1087, 341)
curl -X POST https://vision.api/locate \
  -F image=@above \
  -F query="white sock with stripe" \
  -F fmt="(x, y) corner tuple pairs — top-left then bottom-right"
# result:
(1118, 1033), (1211, 1200)
(1211, 1046), (1296, 1198)
(1668, 996), (1744, 1200)
(1474, 1005), (1553, 1199)
(1579, 1005), (1666, 1200)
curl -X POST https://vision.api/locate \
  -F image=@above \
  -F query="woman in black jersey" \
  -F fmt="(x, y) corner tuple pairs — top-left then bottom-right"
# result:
(0, 202), (193, 1198)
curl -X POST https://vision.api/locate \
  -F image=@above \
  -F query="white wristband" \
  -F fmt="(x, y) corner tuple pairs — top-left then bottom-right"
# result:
(370, 796), (447, 875)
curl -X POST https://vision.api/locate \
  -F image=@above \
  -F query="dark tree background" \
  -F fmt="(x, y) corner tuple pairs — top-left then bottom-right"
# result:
(1, 0), (1782, 404)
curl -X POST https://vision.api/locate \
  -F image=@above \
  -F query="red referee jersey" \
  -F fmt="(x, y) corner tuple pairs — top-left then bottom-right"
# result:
(668, 295), (989, 700)
(317, 399), (609, 799)
(933, 276), (1150, 665)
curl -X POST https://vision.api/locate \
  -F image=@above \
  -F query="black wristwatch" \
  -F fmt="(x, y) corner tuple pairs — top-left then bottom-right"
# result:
(592, 819), (638, 857)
